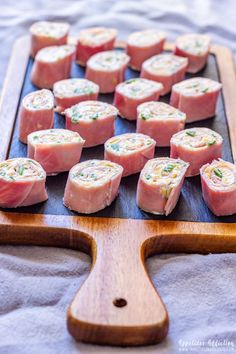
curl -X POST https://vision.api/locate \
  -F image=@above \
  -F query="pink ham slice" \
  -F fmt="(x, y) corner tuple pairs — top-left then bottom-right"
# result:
(76, 27), (117, 66)
(53, 78), (99, 113)
(65, 101), (118, 148)
(0, 158), (48, 208)
(136, 101), (186, 147)
(64, 159), (123, 214)
(141, 54), (188, 95)
(30, 21), (70, 58)
(170, 77), (222, 123)
(170, 127), (223, 177)
(31, 45), (75, 89)
(200, 159), (236, 216)
(85, 50), (130, 93)
(126, 29), (166, 71)
(104, 133), (156, 177)
(136, 157), (189, 215)
(27, 129), (85, 175)
(174, 34), (210, 73)
(113, 78), (163, 121)
(19, 89), (54, 144)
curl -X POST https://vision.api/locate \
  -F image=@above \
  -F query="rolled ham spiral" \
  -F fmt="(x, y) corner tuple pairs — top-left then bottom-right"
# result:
(27, 129), (85, 175)
(200, 159), (236, 216)
(104, 133), (156, 177)
(64, 159), (123, 214)
(76, 27), (117, 66)
(174, 34), (210, 73)
(19, 89), (54, 144)
(170, 127), (223, 177)
(141, 54), (188, 95)
(53, 78), (99, 113)
(136, 157), (189, 215)
(0, 158), (48, 208)
(30, 21), (70, 58)
(126, 29), (166, 71)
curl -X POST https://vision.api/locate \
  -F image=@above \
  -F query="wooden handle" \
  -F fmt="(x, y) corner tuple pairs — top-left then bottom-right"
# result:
(67, 222), (169, 346)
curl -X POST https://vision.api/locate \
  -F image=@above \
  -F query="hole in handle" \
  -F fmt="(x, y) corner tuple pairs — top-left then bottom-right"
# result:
(113, 298), (127, 308)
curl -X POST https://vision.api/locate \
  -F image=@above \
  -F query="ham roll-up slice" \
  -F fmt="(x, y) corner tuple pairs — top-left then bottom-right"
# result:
(104, 133), (155, 177)
(64, 159), (123, 214)
(200, 159), (236, 216)
(141, 54), (188, 96)
(27, 129), (85, 175)
(170, 128), (223, 177)
(126, 29), (166, 71)
(65, 101), (118, 148)
(85, 50), (130, 93)
(136, 157), (189, 215)
(19, 89), (54, 144)
(30, 21), (70, 58)
(53, 78), (99, 113)
(0, 158), (48, 208)
(174, 34), (210, 73)
(170, 77), (222, 123)
(31, 45), (75, 89)
(137, 102), (186, 147)
(76, 27), (117, 66)
(113, 78), (163, 121)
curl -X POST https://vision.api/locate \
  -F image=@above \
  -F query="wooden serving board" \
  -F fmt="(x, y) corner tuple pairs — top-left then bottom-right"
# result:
(0, 36), (236, 346)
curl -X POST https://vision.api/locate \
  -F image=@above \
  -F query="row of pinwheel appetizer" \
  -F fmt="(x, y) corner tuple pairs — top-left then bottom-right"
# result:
(0, 21), (234, 218)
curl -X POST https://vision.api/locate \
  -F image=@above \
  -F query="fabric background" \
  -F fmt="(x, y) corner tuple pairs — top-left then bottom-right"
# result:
(0, 0), (236, 353)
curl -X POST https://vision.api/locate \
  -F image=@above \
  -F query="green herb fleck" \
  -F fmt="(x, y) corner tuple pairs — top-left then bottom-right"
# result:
(145, 174), (151, 180)
(163, 164), (175, 173)
(186, 130), (196, 137)
(141, 112), (150, 120)
(214, 168), (223, 178)
(91, 113), (99, 121)
(208, 138), (216, 146)
(202, 87), (209, 93)
(111, 143), (120, 151)
(18, 165), (25, 176)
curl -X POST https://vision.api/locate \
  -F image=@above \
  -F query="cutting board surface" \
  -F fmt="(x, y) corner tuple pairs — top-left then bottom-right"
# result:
(5, 52), (235, 222)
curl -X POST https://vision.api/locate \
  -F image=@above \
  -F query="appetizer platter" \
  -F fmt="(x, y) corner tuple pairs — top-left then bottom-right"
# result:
(0, 23), (236, 346)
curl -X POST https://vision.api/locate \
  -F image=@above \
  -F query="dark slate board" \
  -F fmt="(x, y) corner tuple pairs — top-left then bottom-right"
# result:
(5, 51), (235, 222)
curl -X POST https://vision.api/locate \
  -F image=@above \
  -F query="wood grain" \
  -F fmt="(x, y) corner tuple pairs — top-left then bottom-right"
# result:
(0, 35), (236, 346)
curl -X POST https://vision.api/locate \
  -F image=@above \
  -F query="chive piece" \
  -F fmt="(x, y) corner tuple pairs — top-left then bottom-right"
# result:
(208, 139), (216, 146)
(186, 130), (196, 137)
(18, 165), (25, 176)
(91, 113), (99, 121)
(202, 87), (209, 93)
(141, 112), (150, 120)
(111, 143), (120, 151)
(145, 174), (151, 180)
(214, 168), (223, 178)
(163, 164), (175, 173)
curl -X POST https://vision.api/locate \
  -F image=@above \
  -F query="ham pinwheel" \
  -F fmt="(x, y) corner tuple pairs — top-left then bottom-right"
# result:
(27, 129), (85, 175)
(136, 157), (189, 215)
(19, 89), (54, 144)
(85, 50), (130, 93)
(76, 27), (117, 66)
(170, 127), (223, 177)
(104, 133), (156, 177)
(141, 54), (188, 95)
(174, 34), (211, 73)
(200, 159), (236, 216)
(31, 45), (75, 89)
(30, 21), (70, 58)
(65, 101), (118, 147)
(64, 159), (123, 214)
(126, 29), (166, 71)
(113, 78), (163, 120)
(137, 101), (186, 146)
(0, 158), (48, 208)
(170, 77), (222, 122)
(53, 78), (99, 113)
